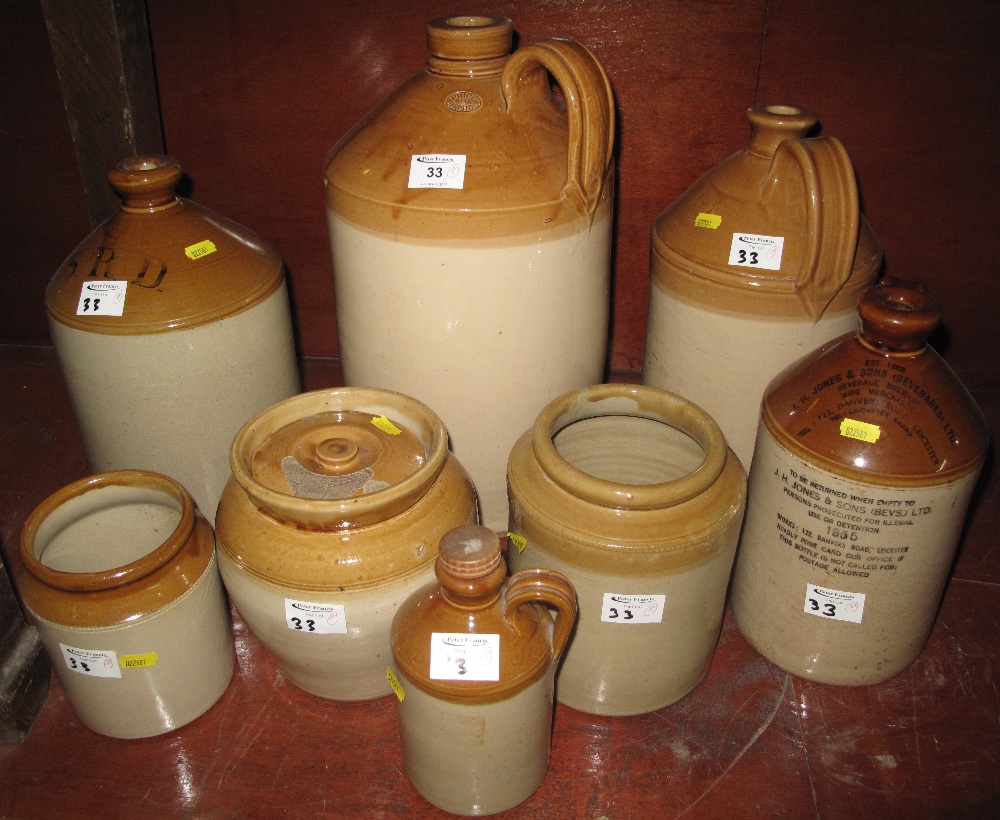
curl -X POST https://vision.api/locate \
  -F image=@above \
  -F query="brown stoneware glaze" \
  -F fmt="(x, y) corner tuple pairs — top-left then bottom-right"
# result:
(45, 155), (300, 524)
(325, 15), (616, 532)
(507, 384), (746, 716)
(642, 104), (883, 467)
(17, 471), (235, 739)
(731, 281), (989, 685)
(390, 525), (576, 815)
(215, 388), (478, 701)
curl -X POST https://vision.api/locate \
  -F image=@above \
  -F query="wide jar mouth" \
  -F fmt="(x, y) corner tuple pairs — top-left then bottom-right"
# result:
(20, 471), (195, 592)
(530, 385), (728, 510)
(229, 387), (450, 530)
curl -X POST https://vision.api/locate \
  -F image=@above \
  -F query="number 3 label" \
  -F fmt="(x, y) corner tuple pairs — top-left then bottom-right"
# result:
(803, 583), (865, 624)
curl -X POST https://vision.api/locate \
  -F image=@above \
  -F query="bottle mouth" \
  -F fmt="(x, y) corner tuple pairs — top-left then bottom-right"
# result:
(108, 154), (183, 212)
(858, 280), (941, 353)
(426, 15), (513, 72)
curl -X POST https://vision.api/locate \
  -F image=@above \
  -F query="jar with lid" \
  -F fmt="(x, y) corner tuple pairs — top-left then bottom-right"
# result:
(324, 15), (615, 531)
(45, 155), (300, 524)
(389, 525), (576, 815)
(730, 281), (988, 684)
(215, 387), (478, 700)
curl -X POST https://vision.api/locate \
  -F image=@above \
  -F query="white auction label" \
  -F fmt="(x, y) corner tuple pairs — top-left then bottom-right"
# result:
(728, 233), (784, 271)
(600, 593), (666, 624)
(76, 280), (127, 316)
(803, 583), (865, 624)
(59, 644), (122, 678)
(429, 632), (499, 681)
(284, 599), (348, 634)
(407, 154), (467, 189)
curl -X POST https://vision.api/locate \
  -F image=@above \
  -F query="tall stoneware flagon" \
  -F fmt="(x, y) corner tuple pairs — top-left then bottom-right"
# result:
(507, 384), (746, 716)
(215, 387), (478, 700)
(324, 15), (616, 532)
(642, 104), (882, 468)
(389, 525), (576, 815)
(730, 281), (988, 685)
(45, 155), (300, 524)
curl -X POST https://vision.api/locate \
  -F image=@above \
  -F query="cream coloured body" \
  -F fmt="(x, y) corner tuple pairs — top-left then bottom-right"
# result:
(329, 212), (611, 532)
(642, 287), (859, 468)
(50, 285), (300, 524)
(218, 554), (436, 700)
(731, 425), (980, 685)
(27, 551), (234, 739)
(392, 667), (555, 816)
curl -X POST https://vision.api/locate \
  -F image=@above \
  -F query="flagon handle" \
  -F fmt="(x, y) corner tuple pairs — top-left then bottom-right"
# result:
(766, 134), (861, 319)
(501, 38), (615, 216)
(503, 567), (578, 662)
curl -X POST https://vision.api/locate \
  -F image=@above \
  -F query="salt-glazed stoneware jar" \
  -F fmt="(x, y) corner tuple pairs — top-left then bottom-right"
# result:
(731, 281), (988, 685)
(17, 471), (235, 739)
(45, 155), (300, 524)
(642, 104), (882, 468)
(389, 525), (576, 816)
(325, 15), (616, 532)
(507, 384), (747, 716)
(215, 388), (478, 700)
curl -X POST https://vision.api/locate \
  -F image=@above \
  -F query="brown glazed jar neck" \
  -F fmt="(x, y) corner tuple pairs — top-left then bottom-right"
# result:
(108, 155), (183, 213)
(436, 525), (507, 609)
(425, 15), (512, 77)
(746, 103), (818, 159)
(856, 279), (940, 353)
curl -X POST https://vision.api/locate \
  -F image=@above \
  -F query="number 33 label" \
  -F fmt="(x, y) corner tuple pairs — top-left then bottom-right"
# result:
(804, 583), (866, 624)
(407, 154), (467, 189)
(728, 233), (784, 271)
(600, 593), (666, 624)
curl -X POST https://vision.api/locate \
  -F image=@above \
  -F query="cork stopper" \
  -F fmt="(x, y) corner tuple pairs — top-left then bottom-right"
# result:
(435, 525), (507, 604)
(858, 280), (941, 354)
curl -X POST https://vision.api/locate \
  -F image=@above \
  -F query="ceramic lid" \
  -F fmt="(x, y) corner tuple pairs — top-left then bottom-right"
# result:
(46, 155), (284, 334)
(762, 281), (989, 482)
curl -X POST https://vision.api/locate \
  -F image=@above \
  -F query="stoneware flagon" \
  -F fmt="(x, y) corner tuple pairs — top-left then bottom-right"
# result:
(389, 525), (576, 816)
(507, 384), (746, 716)
(324, 15), (616, 532)
(17, 471), (235, 739)
(45, 155), (300, 524)
(642, 104), (882, 468)
(215, 387), (478, 700)
(730, 280), (988, 685)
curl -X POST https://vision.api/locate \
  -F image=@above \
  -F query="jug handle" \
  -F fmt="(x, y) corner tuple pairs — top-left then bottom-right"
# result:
(503, 567), (578, 662)
(766, 135), (861, 320)
(501, 38), (615, 217)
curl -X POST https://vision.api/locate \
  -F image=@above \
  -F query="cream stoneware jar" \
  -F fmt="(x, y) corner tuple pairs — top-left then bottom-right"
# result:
(390, 526), (576, 816)
(215, 388), (478, 700)
(642, 104), (882, 468)
(17, 471), (235, 739)
(45, 155), (300, 524)
(507, 384), (746, 716)
(325, 15), (616, 532)
(731, 281), (988, 685)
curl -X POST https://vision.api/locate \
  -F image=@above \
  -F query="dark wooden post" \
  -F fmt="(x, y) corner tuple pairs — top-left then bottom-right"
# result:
(40, 0), (165, 225)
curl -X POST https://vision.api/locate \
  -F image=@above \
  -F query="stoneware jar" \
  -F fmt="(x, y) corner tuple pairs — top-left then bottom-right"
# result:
(215, 387), (478, 700)
(731, 281), (988, 685)
(507, 384), (746, 716)
(325, 15), (616, 532)
(45, 155), (300, 524)
(389, 525), (576, 816)
(642, 104), (882, 468)
(17, 471), (235, 739)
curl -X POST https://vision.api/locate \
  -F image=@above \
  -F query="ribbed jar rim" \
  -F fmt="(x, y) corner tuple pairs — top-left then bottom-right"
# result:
(20, 471), (195, 592)
(228, 387), (449, 530)
(530, 384), (728, 510)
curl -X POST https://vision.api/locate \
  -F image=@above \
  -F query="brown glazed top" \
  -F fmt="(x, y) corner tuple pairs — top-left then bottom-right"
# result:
(650, 104), (882, 319)
(506, 384), (747, 576)
(46, 155), (284, 335)
(762, 281), (989, 484)
(215, 388), (478, 589)
(17, 471), (215, 628)
(324, 16), (615, 240)
(390, 525), (577, 705)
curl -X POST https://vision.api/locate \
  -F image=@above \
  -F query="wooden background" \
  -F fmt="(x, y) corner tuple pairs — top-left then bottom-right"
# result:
(3, 0), (998, 388)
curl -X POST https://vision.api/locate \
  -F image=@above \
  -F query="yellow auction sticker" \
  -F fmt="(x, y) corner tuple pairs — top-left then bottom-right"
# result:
(839, 418), (881, 443)
(372, 414), (402, 435)
(184, 239), (217, 260)
(386, 667), (405, 702)
(694, 212), (722, 229)
(507, 532), (528, 553)
(119, 652), (158, 669)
